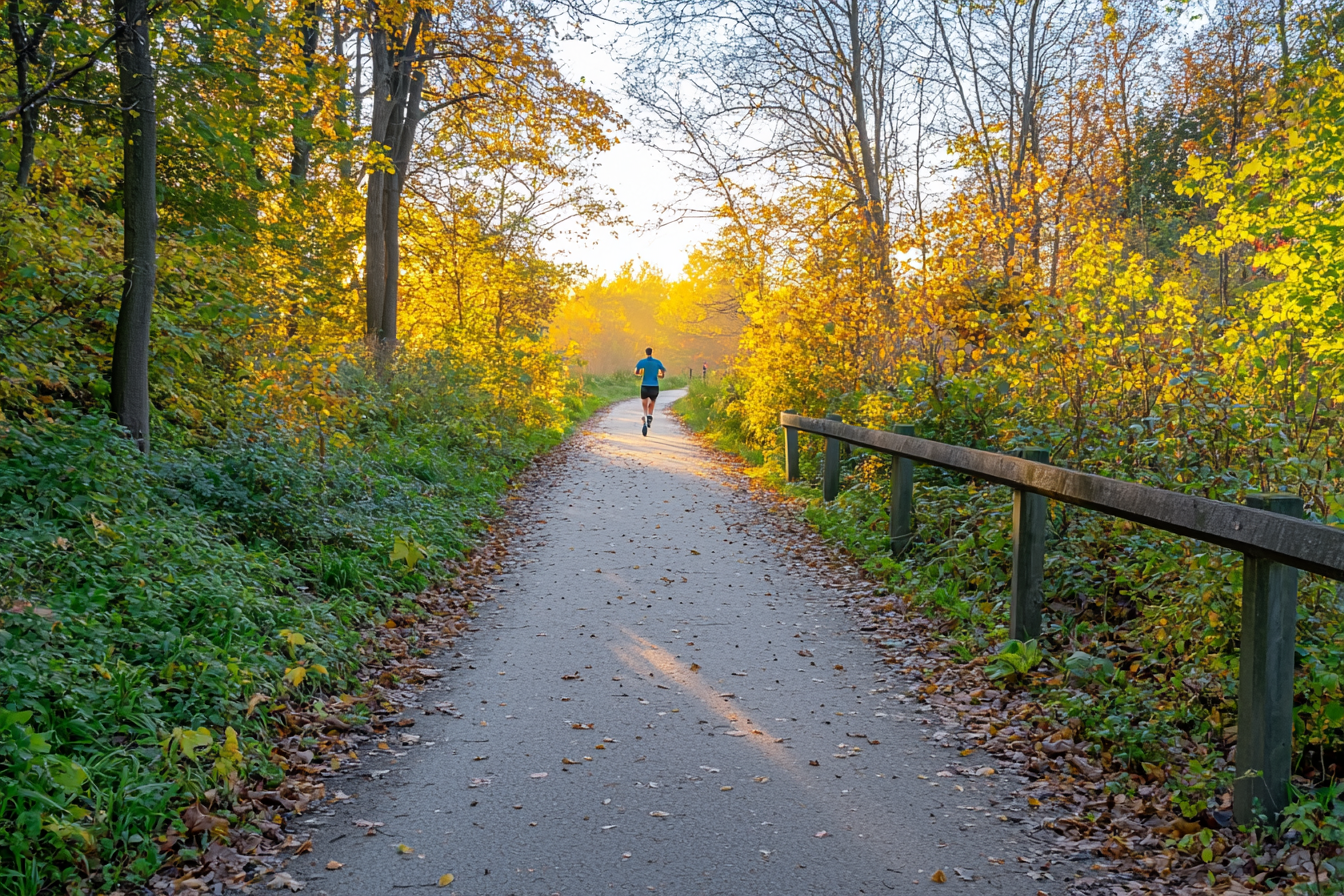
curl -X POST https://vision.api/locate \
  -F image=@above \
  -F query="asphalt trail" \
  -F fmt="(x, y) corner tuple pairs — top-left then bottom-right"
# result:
(303, 393), (1071, 895)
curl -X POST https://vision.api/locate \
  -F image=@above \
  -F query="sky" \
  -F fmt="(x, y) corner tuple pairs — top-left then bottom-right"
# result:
(549, 31), (714, 280)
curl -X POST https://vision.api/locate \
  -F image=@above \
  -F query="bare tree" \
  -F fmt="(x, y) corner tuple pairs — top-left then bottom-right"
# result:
(626, 0), (926, 296)
(927, 0), (1090, 274)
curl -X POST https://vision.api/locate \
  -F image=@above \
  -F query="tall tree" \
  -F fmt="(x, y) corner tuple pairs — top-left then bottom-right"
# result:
(289, 0), (323, 186)
(363, 4), (428, 350)
(629, 0), (913, 299)
(3, 0), (116, 187)
(108, 0), (156, 452)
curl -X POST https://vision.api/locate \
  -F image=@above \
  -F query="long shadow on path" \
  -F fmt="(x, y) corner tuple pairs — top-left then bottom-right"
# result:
(303, 394), (1078, 895)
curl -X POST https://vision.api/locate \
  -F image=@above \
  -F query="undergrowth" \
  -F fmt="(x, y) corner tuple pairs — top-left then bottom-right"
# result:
(0, 352), (609, 894)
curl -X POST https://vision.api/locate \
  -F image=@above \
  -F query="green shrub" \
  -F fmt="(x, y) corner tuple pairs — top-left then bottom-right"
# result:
(0, 351), (605, 891)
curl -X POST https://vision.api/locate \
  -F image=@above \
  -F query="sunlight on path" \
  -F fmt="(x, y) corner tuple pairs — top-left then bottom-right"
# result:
(302, 396), (1077, 895)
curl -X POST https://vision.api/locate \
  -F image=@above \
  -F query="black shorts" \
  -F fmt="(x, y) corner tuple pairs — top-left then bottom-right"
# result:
(641, 385), (660, 401)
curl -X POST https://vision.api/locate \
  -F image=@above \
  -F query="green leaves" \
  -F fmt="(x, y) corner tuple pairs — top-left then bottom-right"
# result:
(1062, 650), (1115, 683)
(160, 727), (214, 761)
(0, 348), (586, 886)
(391, 533), (431, 571)
(986, 639), (1045, 681)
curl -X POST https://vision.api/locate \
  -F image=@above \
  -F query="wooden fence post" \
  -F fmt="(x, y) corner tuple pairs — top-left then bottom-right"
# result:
(822, 414), (842, 501)
(889, 424), (915, 555)
(1235, 492), (1303, 824)
(783, 410), (799, 482)
(1009, 447), (1049, 642)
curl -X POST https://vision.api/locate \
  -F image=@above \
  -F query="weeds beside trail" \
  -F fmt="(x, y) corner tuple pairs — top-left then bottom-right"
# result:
(576, 370), (690, 405)
(0, 355), (613, 895)
(674, 380), (1344, 895)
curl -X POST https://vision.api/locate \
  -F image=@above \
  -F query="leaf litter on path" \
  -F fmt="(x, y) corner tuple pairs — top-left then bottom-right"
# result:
(683, 426), (1270, 896)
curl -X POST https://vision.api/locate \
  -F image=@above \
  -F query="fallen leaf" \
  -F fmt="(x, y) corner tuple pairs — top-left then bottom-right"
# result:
(266, 873), (306, 891)
(530, 772), (548, 779)
(689, 663), (700, 673)
(974, 767), (996, 776)
(797, 649), (813, 657)
(397, 843), (414, 854)
(437, 873), (455, 887)
(325, 861), (344, 870)
(721, 786), (733, 791)
(809, 760), (820, 766)
(954, 868), (975, 881)
(353, 819), (384, 829)
(649, 810), (670, 817)
(754, 776), (769, 783)
(690, 550), (700, 555)
(725, 730), (748, 737)
(1026, 797), (1041, 807)
(814, 831), (828, 838)
(931, 869), (947, 883)
(294, 839), (313, 856)
(246, 693), (270, 717)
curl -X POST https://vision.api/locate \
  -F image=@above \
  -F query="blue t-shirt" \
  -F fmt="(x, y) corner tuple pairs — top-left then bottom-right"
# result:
(636, 357), (665, 387)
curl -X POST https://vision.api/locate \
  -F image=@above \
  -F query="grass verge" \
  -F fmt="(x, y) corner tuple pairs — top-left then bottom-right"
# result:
(0, 356), (615, 895)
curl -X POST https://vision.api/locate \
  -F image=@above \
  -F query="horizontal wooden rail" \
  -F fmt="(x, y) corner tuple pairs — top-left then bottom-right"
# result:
(780, 411), (1339, 823)
(781, 412), (1344, 579)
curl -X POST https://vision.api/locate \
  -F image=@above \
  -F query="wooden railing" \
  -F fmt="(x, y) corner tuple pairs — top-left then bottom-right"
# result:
(781, 411), (1344, 823)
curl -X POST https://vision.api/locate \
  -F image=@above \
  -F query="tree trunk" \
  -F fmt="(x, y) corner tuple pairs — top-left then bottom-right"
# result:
(7, 0), (36, 188)
(334, 3), (353, 180)
(109, 0), (156, 453)
(364, 8), (426, 351)
(364, 26), (393, 343)
(289, 0), (321, 186)
(845, 0), (890, 298)
(378, 59), (425, 343)
(1276, 0), (1290, 74)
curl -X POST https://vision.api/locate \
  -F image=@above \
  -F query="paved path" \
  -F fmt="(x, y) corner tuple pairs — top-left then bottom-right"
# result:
(304, 395), (1068, 895)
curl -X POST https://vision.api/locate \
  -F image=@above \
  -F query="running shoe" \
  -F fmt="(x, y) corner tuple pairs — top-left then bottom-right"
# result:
(642, 421), (648, 437)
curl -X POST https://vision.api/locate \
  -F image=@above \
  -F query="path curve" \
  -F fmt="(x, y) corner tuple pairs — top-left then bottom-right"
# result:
(304, 395), (1078, 895)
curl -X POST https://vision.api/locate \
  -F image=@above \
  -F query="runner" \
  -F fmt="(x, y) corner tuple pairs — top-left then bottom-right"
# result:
(634, 347), (665, 437)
